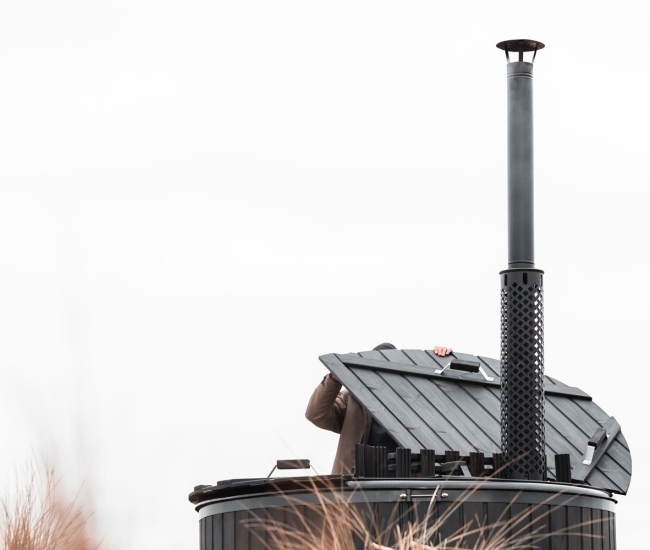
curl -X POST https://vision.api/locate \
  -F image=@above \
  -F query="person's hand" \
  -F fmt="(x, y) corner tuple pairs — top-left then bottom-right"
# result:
(433, 346), (453, 356)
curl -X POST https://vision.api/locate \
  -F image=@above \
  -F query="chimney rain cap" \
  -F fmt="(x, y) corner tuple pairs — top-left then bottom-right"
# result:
(496, 39), (544, 63)
(496, 39), (545, 52)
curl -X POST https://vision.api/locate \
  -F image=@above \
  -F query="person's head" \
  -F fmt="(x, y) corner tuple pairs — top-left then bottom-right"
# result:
(373, 342), (396, 351)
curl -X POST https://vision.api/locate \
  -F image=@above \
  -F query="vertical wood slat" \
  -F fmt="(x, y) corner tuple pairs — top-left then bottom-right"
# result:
(469, 452), (485, 477)
(550, 505), (567, 550)
(413, 500), (438, 535)
(235, 510), (250, 550)
(223, 512), (235, 549)
(582, 507), (593, 550)
(285, 505), (305, 545)
(420, 449), (435, 477)
(600, 511), (611, 550)
(486, 502), (509, 546)
(205, 515), (213, 550)
(213, 515), (223, 550)
(463, 502), (485, 548)
(593, 509), (603, 550)
(304, 505), (323, 546)
(200, 518), (206, 550)
(531, 504), (551, 550)
(567, 506), (581, 550)
(265, 507), (285, 547)
(248, 511), (265, 550)
(377, 502), (398, 547)
(437, 501), (461, 545)
(510, 504), (532, 548)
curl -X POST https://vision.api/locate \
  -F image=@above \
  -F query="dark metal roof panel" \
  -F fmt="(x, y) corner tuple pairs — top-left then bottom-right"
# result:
(319, 349), (632, 495)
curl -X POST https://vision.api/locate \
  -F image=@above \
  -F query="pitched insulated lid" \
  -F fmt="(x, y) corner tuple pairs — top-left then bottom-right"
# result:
(319, 348), (631, 495)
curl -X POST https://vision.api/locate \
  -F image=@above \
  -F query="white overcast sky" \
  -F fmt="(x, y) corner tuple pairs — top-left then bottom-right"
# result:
(0, 1), (648, 548)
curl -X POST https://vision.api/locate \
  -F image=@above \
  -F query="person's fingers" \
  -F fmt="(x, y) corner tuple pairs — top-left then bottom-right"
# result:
(433, 346), (453, 356)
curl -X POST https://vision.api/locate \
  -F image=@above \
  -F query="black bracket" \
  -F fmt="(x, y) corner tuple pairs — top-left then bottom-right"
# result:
(435, 359), (494, 382)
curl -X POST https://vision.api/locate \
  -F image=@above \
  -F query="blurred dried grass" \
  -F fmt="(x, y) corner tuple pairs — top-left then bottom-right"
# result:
(0, 460), (98, 550)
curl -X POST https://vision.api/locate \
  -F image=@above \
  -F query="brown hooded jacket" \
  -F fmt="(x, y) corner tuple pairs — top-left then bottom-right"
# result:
(305, 373), (372, 475)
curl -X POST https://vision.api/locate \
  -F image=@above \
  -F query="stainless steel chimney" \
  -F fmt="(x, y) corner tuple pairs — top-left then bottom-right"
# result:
(497, 39), (546, 481)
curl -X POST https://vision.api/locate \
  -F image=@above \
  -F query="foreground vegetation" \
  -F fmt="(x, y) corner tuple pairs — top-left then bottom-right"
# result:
(0, 460), (98, 550)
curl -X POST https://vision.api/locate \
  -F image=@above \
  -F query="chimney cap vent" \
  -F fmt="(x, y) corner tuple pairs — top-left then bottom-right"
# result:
(496, 39), (545, 53)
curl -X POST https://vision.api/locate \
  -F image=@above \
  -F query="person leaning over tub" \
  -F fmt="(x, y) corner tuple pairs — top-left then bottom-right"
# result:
(305, 343), (453, 474)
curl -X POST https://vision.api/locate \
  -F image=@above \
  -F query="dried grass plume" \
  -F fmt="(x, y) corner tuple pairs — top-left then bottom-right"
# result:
(0, 459), (99, 550)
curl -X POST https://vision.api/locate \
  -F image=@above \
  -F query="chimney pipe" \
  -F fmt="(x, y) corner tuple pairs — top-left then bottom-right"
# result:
(497, 39), (546, 481)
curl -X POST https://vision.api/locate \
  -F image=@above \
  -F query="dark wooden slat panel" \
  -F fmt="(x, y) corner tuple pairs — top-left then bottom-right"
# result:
(223, 512), (235, 550)
(357, 350), (386, 360)
(334, 354), (591, 398)
(510, 503), (532, 548)
(548, 395), (601, 437)
(304, 505), (324, 546)
(352, 368), (429, 448)
(371, 370), (458, 448)
(603, 512), (616, 550)
(402, 349), (444, 369)
(546, 400), (623, 492)
(593, 454), (626, 494)
(616, 431), (630, 451)
(410, 375), (500, 452)
(437, 381), (501, 449)
(601, 509), (611, 550)
(582, 506), (593, 550)
(285, 505), (306, 544)
(406, 376), (482, 451)
(575, 400), (611, 425)
(550, 504), (568, 550)
(235, 510), (250, 550)
(543, 384), (592, 399)
(248, 511), (265, 550)
(200, 518), (206, 550)
(265, 507), (285, 548)
(405, 373), (494, 451)
(424, 349), (452, 369)
(376, 502), (399, 547)
(463, 501), (486, 548)
(213, 515), (222, 550)
(531, 504), (551, 550)
(436, 501), (461, 546)
(567, 506), (582, 550)
(486, 502), (509, 547)
(592, 508), (603, 550)
(379, 348), (417, 365)
(462, 383), (501, 422)
(205, 515), (213, 550)
(413, 500), (438, 536)
(606, 438), (632, 473)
